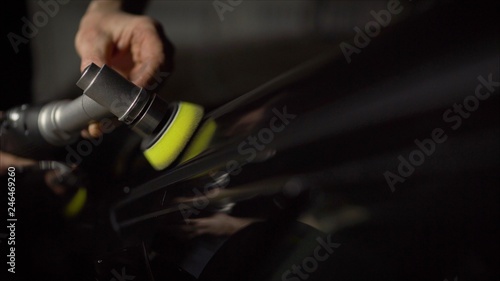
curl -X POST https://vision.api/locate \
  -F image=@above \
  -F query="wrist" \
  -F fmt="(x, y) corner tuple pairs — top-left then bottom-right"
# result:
(87, 0), (122, 13)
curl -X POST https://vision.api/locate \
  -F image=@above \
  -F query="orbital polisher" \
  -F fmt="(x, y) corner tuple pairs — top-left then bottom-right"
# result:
(1, 63), (204, 171)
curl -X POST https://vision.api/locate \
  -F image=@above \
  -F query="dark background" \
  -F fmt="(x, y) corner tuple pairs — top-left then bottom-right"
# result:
(2, 1), (499, 281)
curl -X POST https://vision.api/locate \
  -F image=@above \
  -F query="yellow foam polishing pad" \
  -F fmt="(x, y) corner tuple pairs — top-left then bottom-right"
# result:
(143, 102), (204, 170)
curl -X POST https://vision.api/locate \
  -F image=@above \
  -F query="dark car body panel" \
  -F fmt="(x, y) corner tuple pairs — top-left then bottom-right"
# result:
(103, 2), (499, 280)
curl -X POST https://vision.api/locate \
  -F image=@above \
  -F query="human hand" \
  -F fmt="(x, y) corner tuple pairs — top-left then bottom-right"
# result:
(0, 151), (35, 176)
(75, 0), (173, 138)
(181, 213), (259, 239)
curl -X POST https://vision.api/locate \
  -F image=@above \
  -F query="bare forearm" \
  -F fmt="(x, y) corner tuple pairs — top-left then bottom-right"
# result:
(87, 0), (121, 12)
(87, 0), (150, 14)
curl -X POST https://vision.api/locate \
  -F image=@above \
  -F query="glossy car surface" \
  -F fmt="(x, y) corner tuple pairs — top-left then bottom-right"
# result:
(99, 2), (499, 280)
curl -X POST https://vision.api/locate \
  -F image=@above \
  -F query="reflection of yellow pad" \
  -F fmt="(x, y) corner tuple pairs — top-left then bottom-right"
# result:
(180, 118), (217, 164)
(143, 102), (204, 170)
(64, 187), (87, 218)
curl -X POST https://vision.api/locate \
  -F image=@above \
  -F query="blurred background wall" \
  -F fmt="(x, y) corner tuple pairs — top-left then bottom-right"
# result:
(27, 0), (433, 109)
